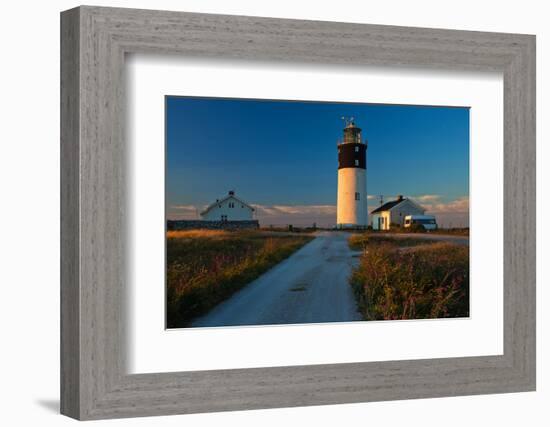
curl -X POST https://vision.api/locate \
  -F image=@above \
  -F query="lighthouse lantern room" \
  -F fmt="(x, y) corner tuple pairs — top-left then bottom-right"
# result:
(337, 117), (368, 229)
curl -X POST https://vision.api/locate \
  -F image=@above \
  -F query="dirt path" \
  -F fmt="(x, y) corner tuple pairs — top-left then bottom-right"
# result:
(191, 232), (361, 327)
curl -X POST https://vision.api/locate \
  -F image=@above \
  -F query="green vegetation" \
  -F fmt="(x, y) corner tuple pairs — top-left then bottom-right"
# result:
(259, 225), (319, 233)
(166, 230), (313, 328)
(349, 235), (469, 320)
(430, 227), (470, 236)
(395, 226), (469, 235)
(348, 234), (435, 251)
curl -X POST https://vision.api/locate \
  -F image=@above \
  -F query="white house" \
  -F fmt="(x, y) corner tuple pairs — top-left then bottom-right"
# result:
(371, 195), (426, 230)
(200, 191), (255, 222)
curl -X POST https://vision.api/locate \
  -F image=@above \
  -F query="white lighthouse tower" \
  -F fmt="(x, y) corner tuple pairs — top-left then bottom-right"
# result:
(337, 117), (368, 228)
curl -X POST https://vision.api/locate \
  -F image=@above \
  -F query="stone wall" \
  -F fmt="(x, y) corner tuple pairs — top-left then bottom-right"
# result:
(167, 220), (259, 231)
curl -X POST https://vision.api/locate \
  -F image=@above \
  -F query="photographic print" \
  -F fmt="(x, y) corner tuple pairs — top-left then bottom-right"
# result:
(166, 97), (470, 329)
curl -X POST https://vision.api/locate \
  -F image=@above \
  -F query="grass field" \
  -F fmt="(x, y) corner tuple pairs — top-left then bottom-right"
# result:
(429, 227), (469, 236)
(348, 234), (436, 251)
(355, 227), (470, 236)
(166, 230), (313, 328)
(349, 235), (469, 320)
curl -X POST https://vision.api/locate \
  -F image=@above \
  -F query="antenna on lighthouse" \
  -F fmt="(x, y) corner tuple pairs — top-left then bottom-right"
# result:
(341, 116), (355, 127)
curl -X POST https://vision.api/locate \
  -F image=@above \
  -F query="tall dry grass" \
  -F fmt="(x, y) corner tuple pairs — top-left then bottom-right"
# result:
(350, 241), (469, 320)
(167, 229), (229, 239)
(166, 231), (312, 328)
(349, 234), (435, 251)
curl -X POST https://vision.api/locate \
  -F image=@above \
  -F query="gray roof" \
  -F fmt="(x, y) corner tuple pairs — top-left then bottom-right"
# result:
(200, 193), (255, 216)
(370, 199), (406, 214)
(370, 197), (425, 214)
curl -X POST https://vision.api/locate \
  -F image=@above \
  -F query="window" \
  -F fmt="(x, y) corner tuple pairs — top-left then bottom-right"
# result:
(228, 202), (234, 208)
(354, 159), (359, 166)
(355, 192), (360, 201)
(355, 146), (359, 152)
(221, 215), (227, 222)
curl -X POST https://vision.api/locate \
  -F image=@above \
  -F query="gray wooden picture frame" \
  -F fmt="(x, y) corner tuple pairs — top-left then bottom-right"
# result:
(60, 5), (536, 420)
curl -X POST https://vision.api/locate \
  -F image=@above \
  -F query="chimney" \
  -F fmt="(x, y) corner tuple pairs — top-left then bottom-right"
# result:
(397, 195), (404, 201)
(228, 190), (235, 196)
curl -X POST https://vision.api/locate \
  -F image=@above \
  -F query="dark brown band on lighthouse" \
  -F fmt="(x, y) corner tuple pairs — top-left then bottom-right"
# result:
(338, 143), (366, 169)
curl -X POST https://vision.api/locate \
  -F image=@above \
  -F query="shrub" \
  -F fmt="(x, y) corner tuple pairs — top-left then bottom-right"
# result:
(350, 242), (469, 320)
(348, 233), (433, 251)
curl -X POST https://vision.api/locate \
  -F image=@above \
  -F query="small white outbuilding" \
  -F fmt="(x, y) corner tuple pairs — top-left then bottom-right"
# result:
(370, 195), (426, 230)
(200, 191), (255, 222)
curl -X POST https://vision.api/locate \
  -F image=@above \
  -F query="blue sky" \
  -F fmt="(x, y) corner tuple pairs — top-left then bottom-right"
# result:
(166, 96), (469, 227)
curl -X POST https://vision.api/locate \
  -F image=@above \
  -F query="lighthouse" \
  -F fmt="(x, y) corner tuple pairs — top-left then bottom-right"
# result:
(337, 117), (368, 228)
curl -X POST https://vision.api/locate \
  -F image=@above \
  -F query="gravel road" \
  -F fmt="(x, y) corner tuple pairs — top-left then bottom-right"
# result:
(191, 232), (362, 327)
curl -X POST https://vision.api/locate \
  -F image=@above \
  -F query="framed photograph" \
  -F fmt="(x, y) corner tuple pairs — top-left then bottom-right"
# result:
(164, 98), (470, 330)
(61, 6), (535, 420)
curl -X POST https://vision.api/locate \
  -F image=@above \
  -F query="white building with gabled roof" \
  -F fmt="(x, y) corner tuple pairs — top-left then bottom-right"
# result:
(370, 195), (426, 230)
(200, 191), (255, 222)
